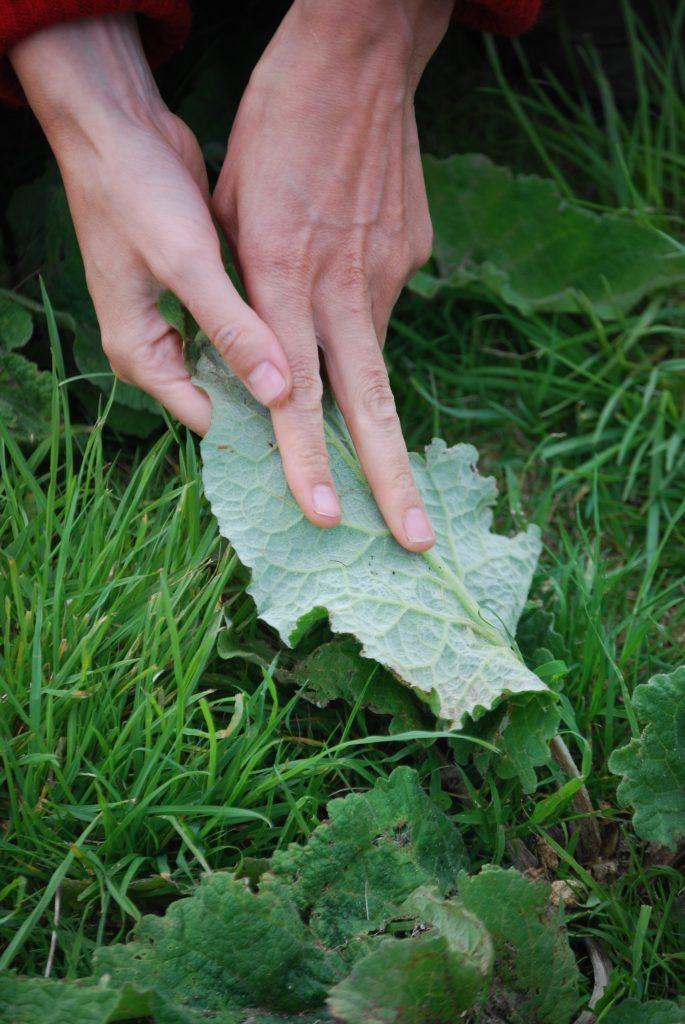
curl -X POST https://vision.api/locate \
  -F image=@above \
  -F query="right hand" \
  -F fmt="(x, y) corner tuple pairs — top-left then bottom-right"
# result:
(10, 14), (292, 434)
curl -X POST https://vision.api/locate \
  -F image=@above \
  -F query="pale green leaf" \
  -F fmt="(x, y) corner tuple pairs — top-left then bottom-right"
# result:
(267, 766), (468, 949)
(458, 866), (581, 1023)
(196, 350), (545, 727)
(609, 666), (685, 850)
(412, 154), (685, 319)
(0, 296), (33, 351)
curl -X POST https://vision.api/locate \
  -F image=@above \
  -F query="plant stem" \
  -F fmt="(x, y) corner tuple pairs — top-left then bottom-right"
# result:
(550, 735), (602, 861)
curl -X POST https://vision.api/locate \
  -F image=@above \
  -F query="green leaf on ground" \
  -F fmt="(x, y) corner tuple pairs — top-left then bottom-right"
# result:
(95, 872), (343, 1016)
(196, 349), (545, 727)
(284, 638), (427, 732)
(609, 666), (685, 850)
(0, 351), (52, 444)
(0, 296), (33, 351)
(482, 693), (561, 793)
(458, 866), (581, 1023)
(516, 604), (565, 667)
(2, 774), (583, 1023)
(327, 893), (492, 1023)
(451, 692), (561, 793)
(0, 974), (148, 1024)
(412, 154), (685, 318)
(268, 766), (468, 950)
(602, 999), (685, 1023)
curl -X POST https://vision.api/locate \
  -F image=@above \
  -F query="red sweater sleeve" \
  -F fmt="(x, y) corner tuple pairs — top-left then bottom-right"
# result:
(454, 0), (541, 34)
(0, 0), (538, 104)
(0, 0), (190, 101)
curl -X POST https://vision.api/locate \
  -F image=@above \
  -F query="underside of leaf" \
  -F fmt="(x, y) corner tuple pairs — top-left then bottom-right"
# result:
(196, 349), (546, 727)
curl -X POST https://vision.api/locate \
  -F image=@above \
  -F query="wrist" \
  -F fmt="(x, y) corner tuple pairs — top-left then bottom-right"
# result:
(287, 0), (452, 82)
(9, 14), (167, 154)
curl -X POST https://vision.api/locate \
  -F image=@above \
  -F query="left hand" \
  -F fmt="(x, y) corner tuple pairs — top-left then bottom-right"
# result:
(213, 0), (452, 551)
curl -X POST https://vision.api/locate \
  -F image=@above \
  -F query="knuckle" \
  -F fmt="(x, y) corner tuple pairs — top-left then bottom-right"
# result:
(290, 361), (324, 411)
(292, 443), (330, 479)
(386, 462), (416, 495)
(107, 354), (131, 385)
(332, 260), (368, 296)
(292, 377), (324, 413)
(211, 322), (248, 365)
(245, 240), (309, 282)
(358, 368), (397, 425)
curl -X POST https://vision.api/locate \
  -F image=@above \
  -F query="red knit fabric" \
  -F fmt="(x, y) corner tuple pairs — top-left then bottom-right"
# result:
(0, 0), (190, 101)
(452, 0), (541, 34)
(0, 0), (540, 103)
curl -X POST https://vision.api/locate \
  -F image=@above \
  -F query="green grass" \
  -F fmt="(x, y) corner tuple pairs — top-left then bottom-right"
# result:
(1, 0), (684, 1012)
(0, 338), (408, 975)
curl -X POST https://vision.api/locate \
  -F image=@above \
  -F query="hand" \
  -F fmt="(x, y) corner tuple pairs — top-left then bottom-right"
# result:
(10, 14), (293, 433)
(213, 0), (452, 551)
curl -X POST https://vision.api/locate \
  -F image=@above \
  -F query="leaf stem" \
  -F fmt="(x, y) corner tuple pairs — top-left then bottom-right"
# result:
(422, 548), (513, 651)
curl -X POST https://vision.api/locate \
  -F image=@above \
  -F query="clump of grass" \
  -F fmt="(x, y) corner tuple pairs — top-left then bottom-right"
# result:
(0, 315), (398, 977)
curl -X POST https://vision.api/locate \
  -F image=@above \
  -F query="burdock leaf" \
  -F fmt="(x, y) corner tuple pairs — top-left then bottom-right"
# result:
(95, 873), (343, 1016)
(327, 892), (492, 1023)
(609, 666), (685, 850)
(458, 866), (581, 1023)
(602, 1000), (685, 1024)
(0, 974), (149, 1024)
(412, 154), (685, 319)
(473, 693), (561, 793)
(0, 295), (33, 351)
(0, 351), (52, 444)
(284, 638), (427, 732)
(196, 350), (545, 727)
(267, 767), (468, 949)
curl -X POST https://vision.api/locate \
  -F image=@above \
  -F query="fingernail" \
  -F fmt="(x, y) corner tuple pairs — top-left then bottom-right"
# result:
(312, 484), (340, 519)
(404, 506), (434, 544)
(247, 361), (287, 405)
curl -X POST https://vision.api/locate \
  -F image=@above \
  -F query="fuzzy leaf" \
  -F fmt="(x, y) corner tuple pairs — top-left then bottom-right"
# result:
(0, 296), (33, 351)
(327, 893), (492, 1023)
(0, 973), (147, 1024)
(267, 767), (468, 949)
(412, 154), (685, 319)
(95, 873), (343, 1016)
(196, 350), (545, 727)
(0, 351), (52, 444)
(285, 638), (427, 732)
(458, 866), (581, 1023)
(602, 1000), (685, 1024)
(609, 666), (685, 850)
(494, 695), (560, 791)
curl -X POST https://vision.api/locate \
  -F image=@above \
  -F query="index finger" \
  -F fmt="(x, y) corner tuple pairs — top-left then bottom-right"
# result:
(318, 306), (435, 552)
